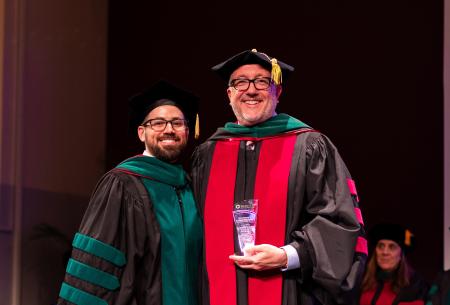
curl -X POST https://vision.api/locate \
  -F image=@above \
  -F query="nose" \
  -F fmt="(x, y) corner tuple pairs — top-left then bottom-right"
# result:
(245, 82), (259, 94)
(381, 248), (390, 255)
(163, 122), (175, 132)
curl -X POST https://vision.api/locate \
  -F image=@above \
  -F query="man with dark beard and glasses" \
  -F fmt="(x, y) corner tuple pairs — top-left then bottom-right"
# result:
(57, 80), (203, 305)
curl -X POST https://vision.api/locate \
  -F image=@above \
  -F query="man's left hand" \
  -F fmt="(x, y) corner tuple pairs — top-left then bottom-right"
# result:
(229, 244), (287, 271)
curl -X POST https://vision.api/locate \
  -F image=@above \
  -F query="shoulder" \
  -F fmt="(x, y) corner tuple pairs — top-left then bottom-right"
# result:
(93, 169), (149, 204)
(192, 140), (217, 160)
(98, 169), (142, 186)
(196, 139), (216, 151)
(294, 130), (338, 154)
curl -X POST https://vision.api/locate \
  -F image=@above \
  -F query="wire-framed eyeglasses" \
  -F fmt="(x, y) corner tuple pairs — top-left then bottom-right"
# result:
(142, 119), (188, 131)
(229, 77), (272, 91)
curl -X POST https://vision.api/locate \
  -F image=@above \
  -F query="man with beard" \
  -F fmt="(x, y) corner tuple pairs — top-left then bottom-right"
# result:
(191, 49), (367, 305)
(57, 80), (203, 305)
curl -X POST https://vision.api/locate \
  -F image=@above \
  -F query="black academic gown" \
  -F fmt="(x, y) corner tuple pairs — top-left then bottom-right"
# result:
(191, 126), (367, 305)
(57, 170), (163, 305)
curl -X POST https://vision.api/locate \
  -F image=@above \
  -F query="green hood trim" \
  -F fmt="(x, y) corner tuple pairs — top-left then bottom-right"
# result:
(116, 155), (187, 187)
(219, 113), (310, 138)
(116, 155), (202, 305)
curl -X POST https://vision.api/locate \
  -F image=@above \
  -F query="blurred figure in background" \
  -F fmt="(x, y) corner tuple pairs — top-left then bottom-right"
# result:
(426, 227), (450, 305)
(426, 269), (450, 305)
(360, 223), (429, 305)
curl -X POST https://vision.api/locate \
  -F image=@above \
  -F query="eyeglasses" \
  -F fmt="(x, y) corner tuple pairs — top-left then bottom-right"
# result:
(229, 77), (272, 91)
(142, 119), (188, 131)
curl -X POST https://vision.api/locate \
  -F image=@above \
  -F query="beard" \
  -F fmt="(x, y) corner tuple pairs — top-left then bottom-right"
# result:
(148, 135), (187, 163)
(230, 99), (277, 127)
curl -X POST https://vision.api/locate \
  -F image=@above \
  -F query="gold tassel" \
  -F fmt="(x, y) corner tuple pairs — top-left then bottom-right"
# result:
(271, 58), (282, 85)
(195, 113), (200, 140)
(404, 229), (413, 246)
(251, 49), (282, 84)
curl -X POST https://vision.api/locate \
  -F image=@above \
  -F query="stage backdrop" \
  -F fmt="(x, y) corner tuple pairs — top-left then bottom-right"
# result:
(445, 0), (450, 270)
(107, 0), (444, 281)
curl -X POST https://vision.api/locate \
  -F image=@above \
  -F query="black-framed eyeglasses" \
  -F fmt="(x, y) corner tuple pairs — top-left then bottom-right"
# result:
(142, 119), (188, 131)
(229, 77), (272, 91)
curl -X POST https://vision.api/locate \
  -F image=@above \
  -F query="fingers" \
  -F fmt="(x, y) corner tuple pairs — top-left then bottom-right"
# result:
(229, 254), (264, 270)
(228, 244), (287, 271)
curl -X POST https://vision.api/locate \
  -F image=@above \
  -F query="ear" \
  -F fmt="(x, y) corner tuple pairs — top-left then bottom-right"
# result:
(227, 87), (233, 100)
(276, 85), (283, 99)
(137, 126), (146, 143)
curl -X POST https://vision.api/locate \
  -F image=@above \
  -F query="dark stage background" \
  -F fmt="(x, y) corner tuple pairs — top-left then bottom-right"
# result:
(106, 1), (443, 281)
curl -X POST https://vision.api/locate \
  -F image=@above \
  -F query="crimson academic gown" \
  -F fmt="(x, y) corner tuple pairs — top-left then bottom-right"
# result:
(359, 271), (429, 305)
(191, 114), (367, 305)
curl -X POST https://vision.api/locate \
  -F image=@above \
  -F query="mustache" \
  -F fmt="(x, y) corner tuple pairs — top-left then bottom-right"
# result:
(158, 135), (180, 141)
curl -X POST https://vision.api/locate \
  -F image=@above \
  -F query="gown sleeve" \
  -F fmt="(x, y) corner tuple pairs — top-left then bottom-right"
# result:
(57, 170), (162, 305)
(288, 133), (367, 304)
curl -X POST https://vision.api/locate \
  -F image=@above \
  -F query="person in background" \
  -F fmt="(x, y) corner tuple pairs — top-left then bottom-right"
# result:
(191, 48), (367, 305)
(426, 227), (450, 305)
(426, 269), (450, 305)
(360, 222), (429, 305)
(57, 80), (202, 305)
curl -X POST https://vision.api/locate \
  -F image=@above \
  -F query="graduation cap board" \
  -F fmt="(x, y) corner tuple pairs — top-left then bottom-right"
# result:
(129, 80), (200, 139)
(211, 49), (295, 85)
(368, 222), (414, 252)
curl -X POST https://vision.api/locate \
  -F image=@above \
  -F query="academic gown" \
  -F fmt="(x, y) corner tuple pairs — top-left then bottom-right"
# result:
(57, 156), (203, 305)
(191, 114), (367, 305)
(359, 271), (429, 305)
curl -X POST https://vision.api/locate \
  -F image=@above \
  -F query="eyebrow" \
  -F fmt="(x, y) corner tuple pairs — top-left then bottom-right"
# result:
(147, 116), (184, 120)
(233, 74), (270, 79)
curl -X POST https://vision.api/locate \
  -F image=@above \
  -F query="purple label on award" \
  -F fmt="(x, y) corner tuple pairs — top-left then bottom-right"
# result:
(233, 199), (258, 256)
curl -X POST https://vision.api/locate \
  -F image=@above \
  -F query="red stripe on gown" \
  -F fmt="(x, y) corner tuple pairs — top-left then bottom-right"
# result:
(355, 236), (368, 255)
(204, 135), (297, 305)
(354, 207), (364, 225)
(249, 135), (297, 305)
(346, 178), (359, 202)
(204, 140), (240, 305)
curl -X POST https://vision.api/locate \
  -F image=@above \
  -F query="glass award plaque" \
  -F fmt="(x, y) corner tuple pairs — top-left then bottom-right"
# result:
(232, 199), (258, 256)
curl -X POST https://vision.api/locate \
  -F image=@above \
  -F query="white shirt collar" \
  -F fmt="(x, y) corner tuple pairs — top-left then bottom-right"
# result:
(143, 150), (154, 157)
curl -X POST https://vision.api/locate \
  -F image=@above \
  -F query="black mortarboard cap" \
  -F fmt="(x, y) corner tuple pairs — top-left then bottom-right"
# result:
(211, 49), (295, 85)
(368, 222), (414, 253)
(129, 80), (200, 138)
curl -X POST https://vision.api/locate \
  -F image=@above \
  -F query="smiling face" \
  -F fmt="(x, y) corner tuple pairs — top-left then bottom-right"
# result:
(137, 105), (188, 163)
(227, 64), (282, 126)
(375, 239), (403, 272)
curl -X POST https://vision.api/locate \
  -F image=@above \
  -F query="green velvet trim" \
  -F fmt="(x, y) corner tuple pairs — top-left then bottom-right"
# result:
(66, 258), (120, 290)
(59, 282), (108, 305)
(222, 113), (310, 138)
(143, 179), (202, 305)
(116, 156), (202, 305)
(116, 155), (187, 187)
(72, 233), (126, 267)
(428, 284), (438, 296)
